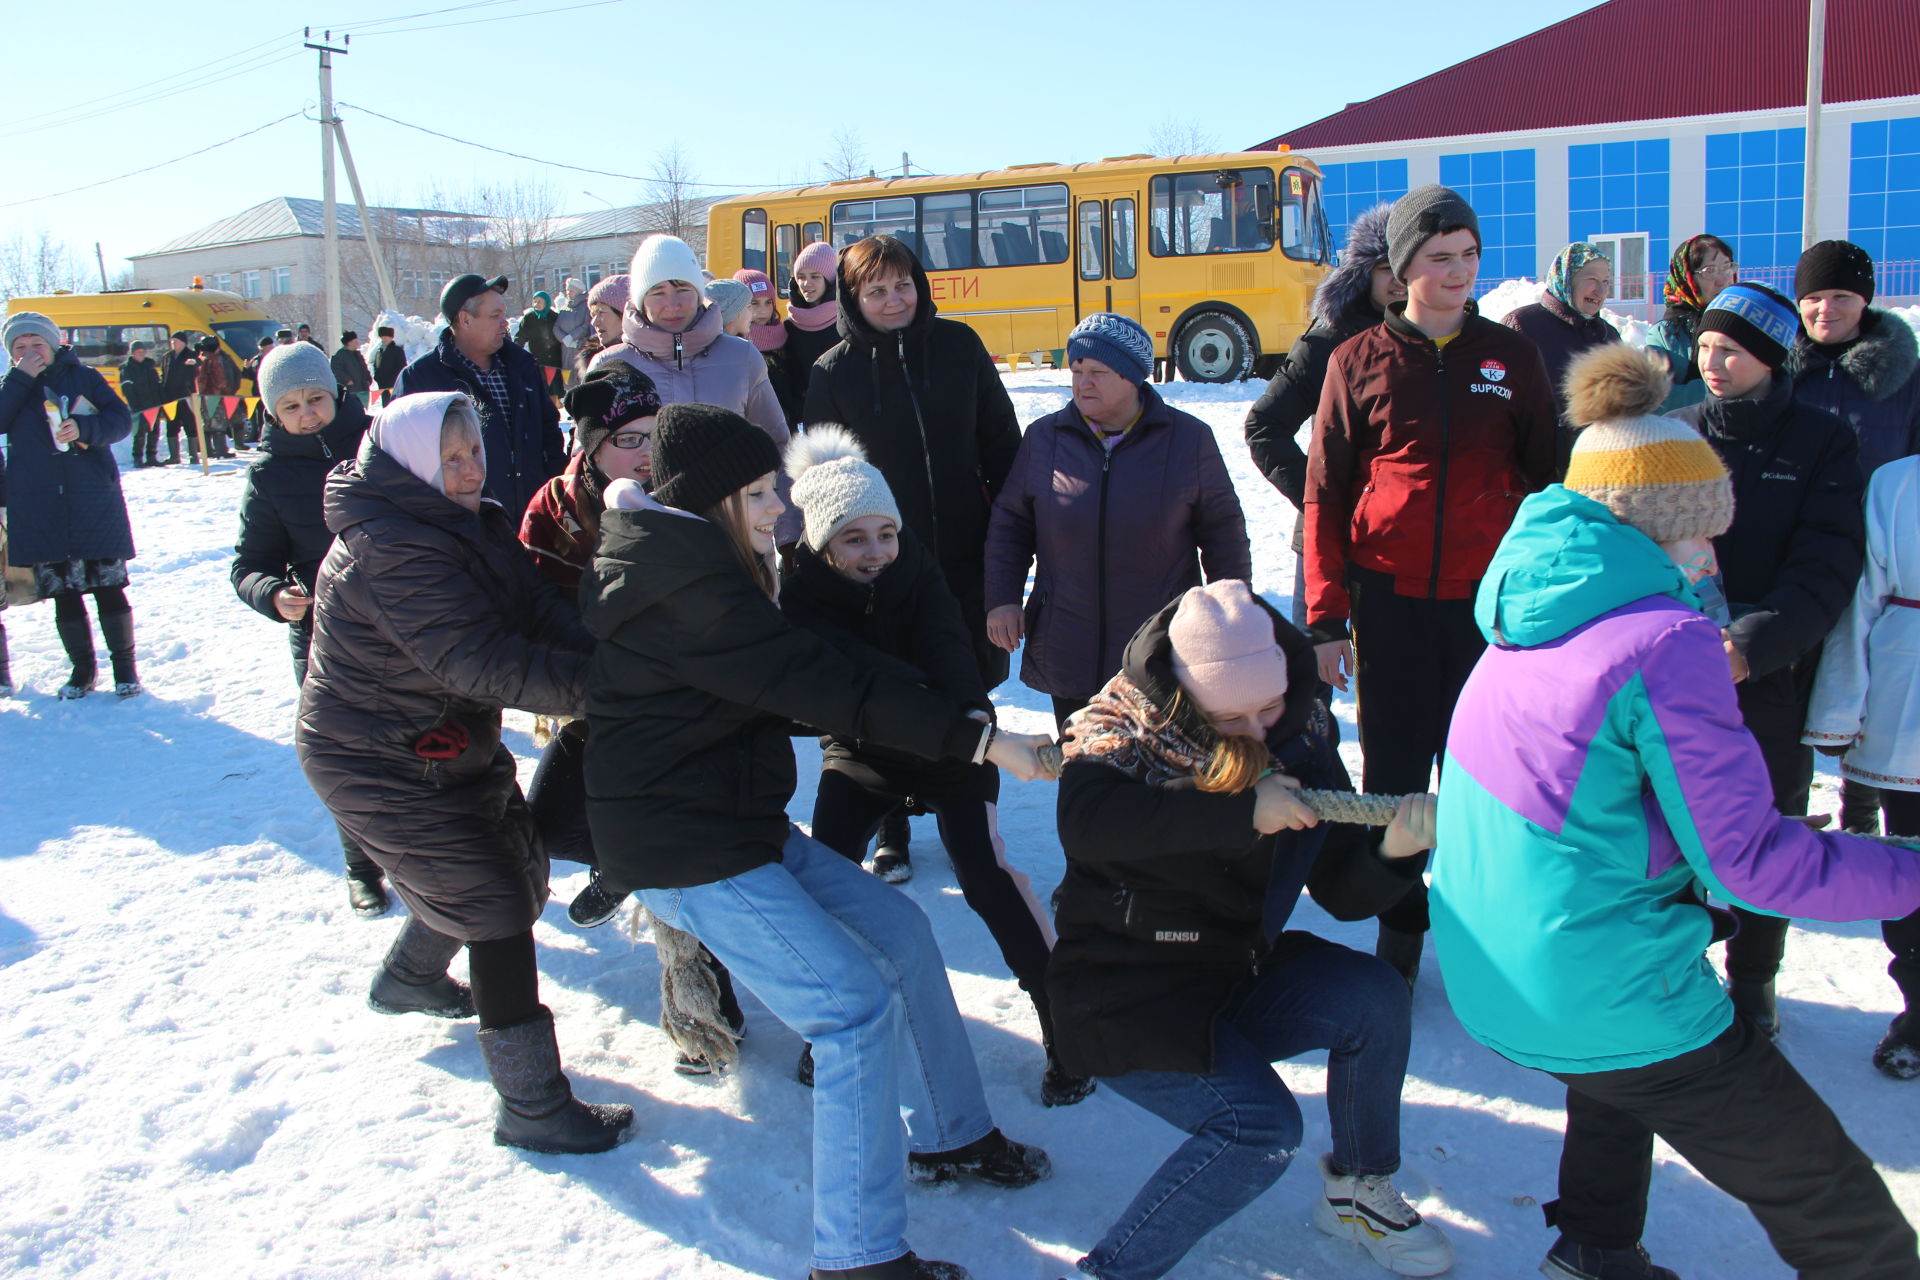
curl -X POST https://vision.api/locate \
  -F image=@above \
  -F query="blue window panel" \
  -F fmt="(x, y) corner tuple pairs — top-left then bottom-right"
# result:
(1887, 189), (1920, 229)
(1706, 133), (1740, 168)
(1602, 140), (1635, 171)
(1891, 116), (1920, 156)
(1570, 175), (1602, 211)
(1569, 144), (1601, 178)
(1741, 131), (1777, 165)
(1639, 172), (1670, 207)
(1637, 139), (1669, 168)
(1354, 161), (1378, 191)
(1507, 150), (1535, 180)
(1778, 234), (1805, 268)
(1851, 192), (1888, 232)
(1440, 154), (1470, 186)
(1511, 213), (1536, 249)
(1892, 152), (1920, 193)
(1740, 203), (1774, 236)
(1851, 156), (1887, 196)
(1707, 168), (1740, 203)
(1603, 174), (1635, 207)
(1887, 226), (1920, 260)
(1509, 183), (1536, 215)
(1322, 164), (1347, 195)
(1740, 166), (1774, 201)
(1778, 129), (1806, 163)
(1855, 119), (1889, 158)
(1382, 160), (1409, 190)
(1471, 151), (1500, 184)
(1854, 229), (1888, 260)
(1704, 205), (1737, 243)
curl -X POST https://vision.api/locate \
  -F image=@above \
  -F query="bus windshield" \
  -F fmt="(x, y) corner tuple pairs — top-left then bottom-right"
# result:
(214, 320), (280, 356)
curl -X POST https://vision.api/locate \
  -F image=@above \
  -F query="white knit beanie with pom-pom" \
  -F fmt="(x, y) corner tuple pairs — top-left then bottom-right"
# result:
(785, 425), (902, 551)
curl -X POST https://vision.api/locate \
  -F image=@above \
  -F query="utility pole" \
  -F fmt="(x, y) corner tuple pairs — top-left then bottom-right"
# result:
(900, 152), (910, 179)
(94, 242), (109, 291)
(332, 120), (399, 316)
(1803, 0), (1827, 250)
(306, 29), (348, 353)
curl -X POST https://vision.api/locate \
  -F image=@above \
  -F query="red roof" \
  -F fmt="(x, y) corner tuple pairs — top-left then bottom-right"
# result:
(1252, 0), (1920, 152)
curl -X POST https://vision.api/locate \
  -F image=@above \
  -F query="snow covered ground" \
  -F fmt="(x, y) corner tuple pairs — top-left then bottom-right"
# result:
(3, 371), (1916, 1280)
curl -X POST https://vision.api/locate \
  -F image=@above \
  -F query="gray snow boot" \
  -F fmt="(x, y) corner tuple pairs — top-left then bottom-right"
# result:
(368, 915), (473, 1018)
(477, 1006), (634, 1154)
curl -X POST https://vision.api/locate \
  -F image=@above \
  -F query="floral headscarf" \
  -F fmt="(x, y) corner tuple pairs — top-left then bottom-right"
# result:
(1547, 242), (1609, 312)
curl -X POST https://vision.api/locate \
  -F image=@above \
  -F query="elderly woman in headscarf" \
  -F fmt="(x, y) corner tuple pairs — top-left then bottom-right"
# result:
(296, 390), (633, 1156)
(1500, 241), (1622, 475)
(1646, 233), (1739, 411)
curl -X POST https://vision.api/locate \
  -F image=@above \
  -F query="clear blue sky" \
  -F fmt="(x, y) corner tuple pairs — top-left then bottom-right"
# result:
(0, 0), (1607, 281)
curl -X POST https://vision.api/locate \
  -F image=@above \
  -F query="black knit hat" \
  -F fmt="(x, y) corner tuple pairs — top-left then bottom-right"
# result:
(650, 402), (782, 515)
(564, 364), (664, 462)
(1795, 239), (1875, 304)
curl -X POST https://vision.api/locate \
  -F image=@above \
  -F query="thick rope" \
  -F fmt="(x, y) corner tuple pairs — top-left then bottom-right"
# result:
(635, 905), (741, 1072)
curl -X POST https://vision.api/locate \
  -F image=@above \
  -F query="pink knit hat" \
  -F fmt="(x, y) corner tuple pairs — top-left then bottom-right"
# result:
(733, 268), (775, 297)
(1168, 581), (1288, 719)
(794, 241), (838, 278)
(588, 273), (630, 313)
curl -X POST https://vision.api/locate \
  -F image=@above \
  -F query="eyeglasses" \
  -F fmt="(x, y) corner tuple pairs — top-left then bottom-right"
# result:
(608, 430), (652, 449)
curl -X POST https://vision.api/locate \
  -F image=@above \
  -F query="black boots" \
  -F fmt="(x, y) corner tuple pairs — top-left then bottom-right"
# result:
(1029, 989), (1093, 1107)
(54, 602), (95, 700)
(809, 1254), (969, 1280)
(1541, 1236), (1681, 1279)
(1376, 923), (1424, 990)
(369, 916), (474, 1018)
(1729, 979), (1779, 1039)
(907, 1128), (1052, 1188)
(567, 869), (628, 928)
(99, 600), (139, 698)
(348, 875), (391, 917)
(477, 1006), (634, 1154)
(1874, 962), (1920, 1078)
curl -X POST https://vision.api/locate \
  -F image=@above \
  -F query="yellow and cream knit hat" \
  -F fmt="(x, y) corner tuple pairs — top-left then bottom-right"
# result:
(1561, 344), (1733, 544)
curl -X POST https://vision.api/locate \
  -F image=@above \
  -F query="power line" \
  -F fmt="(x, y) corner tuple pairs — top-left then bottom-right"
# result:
(0, 113), (304, 210)
(0, 35), (302, 140)
(318, 0), (522, 33)
(351, 0), (626, 36)
(0, 49), (305, 142)
(339, 102), (768, 190)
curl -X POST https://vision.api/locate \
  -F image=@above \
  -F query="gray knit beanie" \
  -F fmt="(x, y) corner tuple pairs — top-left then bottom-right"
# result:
(704, 278), (753, 326)
(786, 425), (902, 551)
(258, 340), (338, 413)
(3, 311), (62, 357)
(1386, 184), (1481, 282)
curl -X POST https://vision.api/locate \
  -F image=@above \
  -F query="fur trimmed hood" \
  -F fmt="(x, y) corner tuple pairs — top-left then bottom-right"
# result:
(1788, 308), (1920, 403)
(1311, 203), (1393, 330)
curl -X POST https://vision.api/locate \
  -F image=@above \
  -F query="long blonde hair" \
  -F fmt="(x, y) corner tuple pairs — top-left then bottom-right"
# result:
(703, 488), (779, 601)
(1160, 687), (1272, 794)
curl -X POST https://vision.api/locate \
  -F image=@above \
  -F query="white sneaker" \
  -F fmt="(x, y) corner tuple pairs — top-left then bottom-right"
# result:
(1311, 1153), (1453, 1276)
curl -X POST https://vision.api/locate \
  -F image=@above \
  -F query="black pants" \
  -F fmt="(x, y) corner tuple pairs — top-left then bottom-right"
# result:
(527, 724), (594, 867)
(809, 764), (1052, 992)
(1547, 1016), (1918, 1277)
(1725, 682), (1815, 986)
(1878, 790), (1920, 1010)
(468, 928), (541, 1031)
(1349, 567), (1485, 934)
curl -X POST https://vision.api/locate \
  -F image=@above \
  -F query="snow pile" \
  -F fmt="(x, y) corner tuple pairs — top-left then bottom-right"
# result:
(1477, 277), (1648, 347)
(1891, 305), (1920, 343)
(368, 309), (443, 363)
(2, 376), (1914, 1279)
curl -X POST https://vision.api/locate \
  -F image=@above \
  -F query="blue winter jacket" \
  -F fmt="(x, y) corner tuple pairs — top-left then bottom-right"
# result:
(1787, 308), (1920, 480)
(0, 348), (134, 564)
(392, 332), (563, 522)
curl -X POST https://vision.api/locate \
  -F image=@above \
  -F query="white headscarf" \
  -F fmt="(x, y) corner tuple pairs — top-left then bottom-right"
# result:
(366, 391), (484, 495)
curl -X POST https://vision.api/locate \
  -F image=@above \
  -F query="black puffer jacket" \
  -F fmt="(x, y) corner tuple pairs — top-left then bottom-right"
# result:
(1048, 597), (1420, 1079)
(117, 356), (164, 412)
(1787, 308), (1920, 480)
(296, 444), (591, 940)
(781, 528), (994, 798)
(230, 397), (371, 674)
(1674, 376), (1865, 746)
(801, 251), (1023, 681)
(581, 497), (990, 893)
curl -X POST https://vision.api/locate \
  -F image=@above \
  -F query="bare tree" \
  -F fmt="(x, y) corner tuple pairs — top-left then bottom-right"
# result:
(821, 129), (871, 181)
(645, 143), (701, 242)
(1146, 117), (1219, 158)
(0, 227), (88, 304)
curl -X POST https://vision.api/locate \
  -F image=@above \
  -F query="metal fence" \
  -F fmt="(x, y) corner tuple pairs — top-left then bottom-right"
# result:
(1474, 260), (1920, 319)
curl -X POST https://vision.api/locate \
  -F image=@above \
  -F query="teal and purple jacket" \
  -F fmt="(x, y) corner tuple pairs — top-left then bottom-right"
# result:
(1431, 486), (1920, 1073)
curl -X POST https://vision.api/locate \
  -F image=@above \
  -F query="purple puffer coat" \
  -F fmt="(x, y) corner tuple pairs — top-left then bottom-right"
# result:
(985, 383), (1251, 699)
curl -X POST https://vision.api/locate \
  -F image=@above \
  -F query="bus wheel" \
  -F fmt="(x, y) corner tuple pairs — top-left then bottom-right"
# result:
(1173, 311), (1254, 382)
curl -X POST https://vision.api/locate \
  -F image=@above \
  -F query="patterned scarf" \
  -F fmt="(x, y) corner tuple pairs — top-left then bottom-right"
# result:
(1547, 242), (1609, 312)
(1664, 235), (1716, 311)
(1061, 673), (1213, 786)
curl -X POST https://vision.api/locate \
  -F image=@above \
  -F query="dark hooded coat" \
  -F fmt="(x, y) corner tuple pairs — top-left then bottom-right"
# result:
(1047, 596), (1420, 1078)
(295, 443), (591, 941)
(579, 498), (992, 894)
(802, 251), (1023, 684)
(1786, 307), (1920, 480)
(0, 348), (134, 563)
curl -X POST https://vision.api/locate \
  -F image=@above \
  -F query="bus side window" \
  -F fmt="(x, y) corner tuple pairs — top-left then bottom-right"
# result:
(920, 192), (973, 270)
(803, 221), (824, 246)
(775, 224), (798, 292)
(742, 208), (769, 273)
(67, 325), (124, 368)
(977, 184), (1068, 268)
(1078, 203), (1104, 280)
(1111, 198), (1137, 279)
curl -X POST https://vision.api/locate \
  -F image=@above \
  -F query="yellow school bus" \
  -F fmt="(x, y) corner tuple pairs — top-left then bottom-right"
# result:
(705, 151), (1333, 382)
(6, 287), (279, 397)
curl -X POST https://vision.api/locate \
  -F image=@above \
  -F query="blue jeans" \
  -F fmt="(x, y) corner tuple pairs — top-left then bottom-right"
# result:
(640, 827), (995, 1270)
(1080, 943), (1412, 1280)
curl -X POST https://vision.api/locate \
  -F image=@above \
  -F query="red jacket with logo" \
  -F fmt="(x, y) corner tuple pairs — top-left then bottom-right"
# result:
(1304, 306), (1556, 640)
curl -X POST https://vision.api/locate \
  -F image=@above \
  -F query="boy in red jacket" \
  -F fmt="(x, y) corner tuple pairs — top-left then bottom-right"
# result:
(1304, 184), (1557, 983)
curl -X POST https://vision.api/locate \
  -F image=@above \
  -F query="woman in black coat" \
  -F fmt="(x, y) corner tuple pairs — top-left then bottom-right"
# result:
(1051, 583), (1450, 1280)
(1, 313), (138, 699)
(1672, 285), (1866, 1038)
(296, 390), (632, 1156)
(1501, 241), (1623, 473)
(230, 343), (385, 914)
